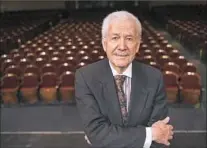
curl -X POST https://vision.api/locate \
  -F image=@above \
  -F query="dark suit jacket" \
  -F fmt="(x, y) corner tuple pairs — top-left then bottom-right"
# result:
(75, 58), (168, 148)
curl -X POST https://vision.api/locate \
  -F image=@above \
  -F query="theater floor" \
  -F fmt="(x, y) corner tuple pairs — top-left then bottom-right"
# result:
(1, 104), (206, 148)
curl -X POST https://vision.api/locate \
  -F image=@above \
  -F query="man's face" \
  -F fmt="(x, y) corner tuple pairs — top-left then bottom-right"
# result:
(102, 18), (140, 70)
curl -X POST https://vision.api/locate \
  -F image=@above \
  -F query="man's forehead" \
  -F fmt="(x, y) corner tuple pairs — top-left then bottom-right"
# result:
(108, 28), (137, 36)
(107, 19), (137, 35)
(110, 32), (136, 36)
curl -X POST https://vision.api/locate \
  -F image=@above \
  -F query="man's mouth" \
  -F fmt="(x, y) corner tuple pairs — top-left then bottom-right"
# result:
(114, 53), (129, 57)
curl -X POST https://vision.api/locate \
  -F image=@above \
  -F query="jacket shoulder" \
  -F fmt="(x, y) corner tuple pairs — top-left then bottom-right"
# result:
(75, 59), (106, 77)
(134, 61), (163, 80)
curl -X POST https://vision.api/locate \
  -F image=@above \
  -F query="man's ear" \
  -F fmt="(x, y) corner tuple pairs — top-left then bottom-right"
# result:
(102, 38), (107, 52)
(136, 41), (140, 53)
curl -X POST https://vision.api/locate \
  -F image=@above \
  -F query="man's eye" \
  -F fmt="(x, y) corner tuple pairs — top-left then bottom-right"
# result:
(127, 37), (133, 41)
(112, 37), (118, 40)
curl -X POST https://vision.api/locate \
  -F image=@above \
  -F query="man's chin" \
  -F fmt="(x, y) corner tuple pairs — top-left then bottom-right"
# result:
(114, 63), (129, 68)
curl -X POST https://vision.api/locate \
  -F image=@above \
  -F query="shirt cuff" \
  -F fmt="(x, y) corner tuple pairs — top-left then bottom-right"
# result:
(143, 127), (152, 148)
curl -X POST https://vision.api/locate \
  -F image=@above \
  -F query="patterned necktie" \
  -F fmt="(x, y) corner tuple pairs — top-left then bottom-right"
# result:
(114, 75), (128, 124)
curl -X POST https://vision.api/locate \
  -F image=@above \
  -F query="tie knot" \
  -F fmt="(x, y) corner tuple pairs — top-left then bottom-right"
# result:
(114, 75), (126, 87)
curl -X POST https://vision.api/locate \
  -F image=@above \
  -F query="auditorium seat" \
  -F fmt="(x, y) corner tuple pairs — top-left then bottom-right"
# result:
(59, 71), (75, 103)
(76, 62), (86, 69)
(58, 63), (73, 75)
(1, 59), (16, 73)
(39, 72), (58, 103)
(0, 54), (10, 65)
(169, 49), (180, 59)
(50, 57), (62, 67)
(149, 61), (161, 70)
(26, 53), (36, 63)
(38, 51), (50, 61)
(182, 62), (197, 73)
(157, 55), (171, 67)
(155, 49), (167, 58)
(142, 55), (156, 65)
(13, 53), (23, 63)
(41, 63), (57, 74)
(79, 55), (92, 64)
(1, 73), (19, 104)
(24, 64), (40, 77)
(180, 72), (201, 104)
(163, 62), (181, 75)
(173, 56), (187, 68)
(4, 65), (22, 77)
(19, 58), (32, 71)
(90, 49), (100, 61)
(65, 50), (76, 58)
(163, 71), (179, 103)
(20, 73), (39, 104)
(35, 57), (47, 69)
(51, 51), (64, 59)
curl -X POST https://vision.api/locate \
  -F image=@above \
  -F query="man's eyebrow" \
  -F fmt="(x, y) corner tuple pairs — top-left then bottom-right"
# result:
(126, 35), (134, 37)
(111, 33), (120, 36)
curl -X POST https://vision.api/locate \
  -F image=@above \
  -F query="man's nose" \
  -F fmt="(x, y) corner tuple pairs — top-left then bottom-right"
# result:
(119, 38), (126, 50)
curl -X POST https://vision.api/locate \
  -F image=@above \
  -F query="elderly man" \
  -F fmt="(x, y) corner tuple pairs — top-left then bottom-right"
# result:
(75, 11), (173, 148)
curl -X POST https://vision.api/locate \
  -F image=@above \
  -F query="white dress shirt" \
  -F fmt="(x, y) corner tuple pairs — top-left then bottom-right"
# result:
(109, 61), (152, 148)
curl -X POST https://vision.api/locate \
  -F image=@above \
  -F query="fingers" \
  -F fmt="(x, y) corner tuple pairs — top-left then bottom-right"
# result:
(169, 135), (173, 140)
(152, 117), (172, 128)
(152, 120), (164, 127)
(161, 116), (170, 124)
(169, 125), (173, 130)
(164, 140), (170, 146)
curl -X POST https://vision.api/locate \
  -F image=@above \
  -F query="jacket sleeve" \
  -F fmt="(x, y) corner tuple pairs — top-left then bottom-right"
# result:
(147, 72), (169, 148)
(75, 69), (146, 148)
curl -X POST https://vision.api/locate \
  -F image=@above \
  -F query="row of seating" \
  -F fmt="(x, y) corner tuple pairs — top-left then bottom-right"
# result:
(0, 16), (202, 105)
(1, 72), (74, 105)
(0, 10), (62, 55)
(167, 19), (207, 61)
(138, 21), (202, 104)
(150, 5), (207, 63)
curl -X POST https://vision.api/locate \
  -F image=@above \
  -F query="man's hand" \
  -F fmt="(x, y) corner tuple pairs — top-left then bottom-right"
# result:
(84, 117), (174, 146)
(151, 117), (174, 146)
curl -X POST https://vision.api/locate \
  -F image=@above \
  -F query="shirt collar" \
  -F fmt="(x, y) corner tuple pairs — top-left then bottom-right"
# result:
(109, 60), (132, 78)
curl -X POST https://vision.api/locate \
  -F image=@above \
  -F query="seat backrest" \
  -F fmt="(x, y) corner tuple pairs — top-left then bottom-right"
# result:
(26, 53), (36, 63)
(58, 63), (73, 75)
(76, 61), (87, 69)
(1, 73), (19, 89)
(5, 65), (22, 77)
(19, 58), (31, 70)
(21, 73), (39, 88)
(24, 64), (40, 77)
(40, 72), (57, 87)
(182, 62), (197, 73)
(174, 56), (187, 68)
(79, 55), (92, 64)
(180, 72), (201, 89)
(1, 59), (15, 72)
(35, 57), (47, 68)
(163, 62), (181, 74)
(41, 63), (56, 74)
(50, 57), (62, 67)
(60, 71), (74, 87)
(163, 71), (179, 87)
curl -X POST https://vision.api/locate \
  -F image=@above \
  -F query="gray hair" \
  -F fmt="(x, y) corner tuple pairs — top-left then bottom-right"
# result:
(101, 10), (142, 40)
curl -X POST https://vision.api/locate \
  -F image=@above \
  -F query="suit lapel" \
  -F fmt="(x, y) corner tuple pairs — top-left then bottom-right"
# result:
(128, 60), (148, 124)
(98, 59), (149, 125)
(99, 59), (123, 124)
